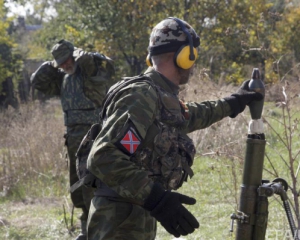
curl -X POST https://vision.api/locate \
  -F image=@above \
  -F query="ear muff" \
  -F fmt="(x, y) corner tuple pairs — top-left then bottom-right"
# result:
(175, 45), (198, 69)
(170, 17), (198, 69)
(146, 54), (152, 67)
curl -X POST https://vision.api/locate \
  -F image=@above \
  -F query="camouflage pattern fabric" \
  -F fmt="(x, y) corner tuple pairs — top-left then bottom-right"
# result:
(30, 61), (65, 96)
(87, 67), (232, 238)
(74, 123), (100, 190)
(66, 125), (95, 211)
(30, 49), (115, 229)
(87, 196), (156, 240)
(73, 49), (115, 107)
(31, 50), (115, 126)
(126, 77), (197, 190)
(61, 68), (98, 125)
(148, 17), (200, 56)
(51, 39), (74, 67)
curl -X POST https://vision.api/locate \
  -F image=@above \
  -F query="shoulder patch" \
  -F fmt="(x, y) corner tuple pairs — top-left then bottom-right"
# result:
(120, 129), (140, 154)
(115, 121), (142, 155)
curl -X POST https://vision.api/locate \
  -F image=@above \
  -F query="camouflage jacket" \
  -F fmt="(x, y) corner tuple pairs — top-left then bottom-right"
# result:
(87, 67), (232, 205)
(30, 49), (115, 126)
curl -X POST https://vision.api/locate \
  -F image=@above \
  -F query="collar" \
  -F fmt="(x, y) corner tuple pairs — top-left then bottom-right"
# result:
(144, 67), (179, 95)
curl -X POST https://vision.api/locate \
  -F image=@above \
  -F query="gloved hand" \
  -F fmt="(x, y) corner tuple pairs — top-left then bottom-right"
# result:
(224, 80), (264, 118)
(143, 183), (199, 238)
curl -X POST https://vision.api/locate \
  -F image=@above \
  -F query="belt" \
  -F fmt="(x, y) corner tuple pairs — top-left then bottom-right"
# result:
(94, 179), (142, 205)
(94, 179), (121, 198)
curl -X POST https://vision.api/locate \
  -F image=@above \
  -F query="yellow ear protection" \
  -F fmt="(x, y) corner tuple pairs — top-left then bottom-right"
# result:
(171, 17), (198, 69)
(146, 54), (152, 67)
(146, 18), (198, 69)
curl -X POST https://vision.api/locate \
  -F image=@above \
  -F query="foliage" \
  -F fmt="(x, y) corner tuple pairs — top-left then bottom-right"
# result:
(263, 82), (300, 229)
(6, 0), (298, 85)
(1, 80), (299, 238)
(0, 0), (296, 86)
(185, 68), (300, 236)
(0, 0), (19, 92)
(269, 5), (300, 83)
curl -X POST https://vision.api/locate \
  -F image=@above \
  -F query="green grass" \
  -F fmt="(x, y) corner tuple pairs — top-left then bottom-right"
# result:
(156, 155), (294, 240)
(0, 155), (294, 240)
(0, 196), (82, 240)
(0, 88), (299, 239)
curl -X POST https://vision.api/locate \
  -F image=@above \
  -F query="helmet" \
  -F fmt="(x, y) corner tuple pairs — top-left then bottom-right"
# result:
(147, 17), (200, 69)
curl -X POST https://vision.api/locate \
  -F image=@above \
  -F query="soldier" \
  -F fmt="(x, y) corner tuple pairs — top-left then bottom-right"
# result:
(30, 39), (115, 240)
(86, 17), (263, 240)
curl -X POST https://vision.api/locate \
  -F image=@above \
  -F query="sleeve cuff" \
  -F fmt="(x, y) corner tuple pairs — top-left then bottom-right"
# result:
(143, 183), (166, 211)
(223, 95), (241, 118)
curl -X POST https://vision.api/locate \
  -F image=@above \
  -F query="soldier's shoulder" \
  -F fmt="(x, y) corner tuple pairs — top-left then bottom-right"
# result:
(126, 79), (155, 90)
(105, 77), (157, 105)
(111, 76), (155, 91)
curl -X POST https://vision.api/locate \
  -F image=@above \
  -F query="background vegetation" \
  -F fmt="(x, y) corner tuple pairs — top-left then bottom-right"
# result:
(1, 1), (300, 89)
(0, 0), (300, 108)
(0, 71), (299, 239)
(0, 0), (299, 239)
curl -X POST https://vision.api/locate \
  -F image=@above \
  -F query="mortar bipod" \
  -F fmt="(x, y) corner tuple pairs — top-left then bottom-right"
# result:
(230, 178), (299, 240)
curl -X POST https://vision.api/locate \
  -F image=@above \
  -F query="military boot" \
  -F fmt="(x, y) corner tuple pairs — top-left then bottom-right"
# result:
(75, 219), (87, 240)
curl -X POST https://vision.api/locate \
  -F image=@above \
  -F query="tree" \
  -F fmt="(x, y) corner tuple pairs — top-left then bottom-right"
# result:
(0, 0), (21, 109)
(269, 4), (300, 83)
(11, 0), (300, 83)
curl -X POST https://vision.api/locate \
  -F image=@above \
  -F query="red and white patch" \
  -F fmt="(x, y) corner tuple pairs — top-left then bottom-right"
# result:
(120, 130), (140, 154)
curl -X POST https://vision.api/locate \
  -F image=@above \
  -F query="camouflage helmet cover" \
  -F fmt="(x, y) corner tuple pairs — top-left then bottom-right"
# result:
(148, 17), (200, 56)
(51, 39), (74, 67)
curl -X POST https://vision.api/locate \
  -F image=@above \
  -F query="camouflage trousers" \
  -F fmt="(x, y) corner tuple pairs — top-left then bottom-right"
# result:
(65, 124), (95, 220)
(87, 196), (157, 240)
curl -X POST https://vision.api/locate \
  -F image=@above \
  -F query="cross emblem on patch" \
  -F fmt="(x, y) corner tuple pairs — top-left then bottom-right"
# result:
(120, 129), (141, 154)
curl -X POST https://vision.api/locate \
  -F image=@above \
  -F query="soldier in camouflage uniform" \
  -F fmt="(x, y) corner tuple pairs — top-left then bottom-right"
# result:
(30, 39), (115, 240)
(86, 18), (263, 240)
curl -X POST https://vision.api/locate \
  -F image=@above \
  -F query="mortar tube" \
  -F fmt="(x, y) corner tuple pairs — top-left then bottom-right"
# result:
(235, 68), (266, 240)
(235, 135), (266, 240)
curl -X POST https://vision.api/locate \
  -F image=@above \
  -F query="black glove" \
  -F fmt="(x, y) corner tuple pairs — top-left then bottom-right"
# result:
(143, 183), (199, 238)
(224, 80), (264, 118)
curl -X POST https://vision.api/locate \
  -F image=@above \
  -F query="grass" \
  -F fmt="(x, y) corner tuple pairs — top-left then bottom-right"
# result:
(0, 77), (299, 239)
(0, 155), (293, 240)
(0, 196), (81, 239)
